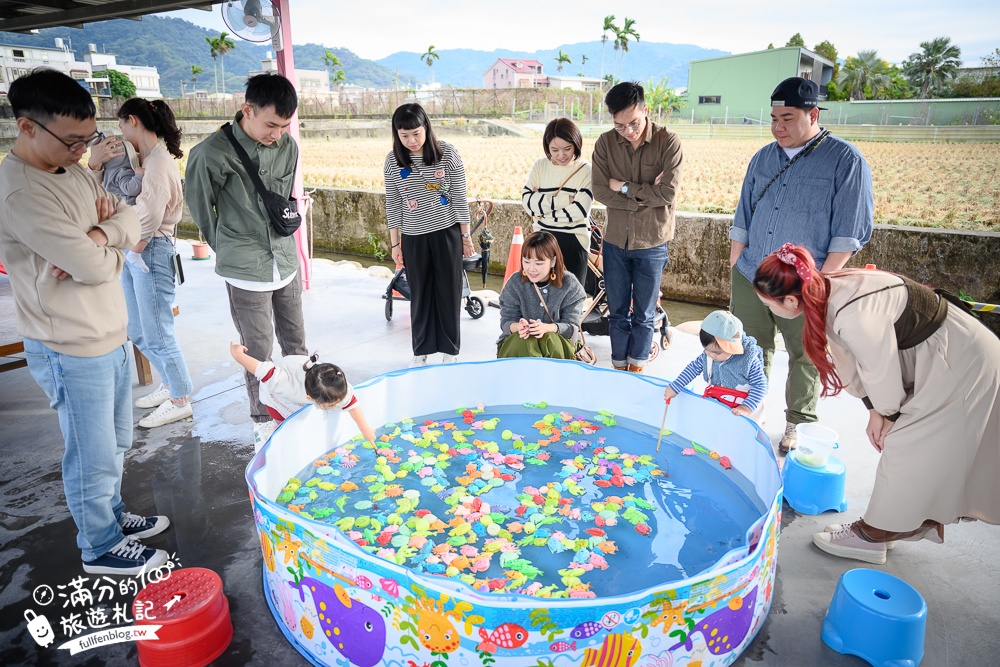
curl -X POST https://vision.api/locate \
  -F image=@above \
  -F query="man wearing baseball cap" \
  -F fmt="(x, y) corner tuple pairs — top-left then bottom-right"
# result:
(728, 76), (874, 450)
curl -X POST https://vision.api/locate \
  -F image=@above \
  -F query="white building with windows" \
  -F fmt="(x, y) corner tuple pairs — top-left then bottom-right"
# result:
(0, 42), (108, 98)
(0, 40), (160, 99)
(250, 53), (334, 100)
(83, 44), (161, 99)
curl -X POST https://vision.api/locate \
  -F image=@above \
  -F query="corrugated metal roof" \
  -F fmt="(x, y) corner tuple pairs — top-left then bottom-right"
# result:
(0, 1), (213, 32)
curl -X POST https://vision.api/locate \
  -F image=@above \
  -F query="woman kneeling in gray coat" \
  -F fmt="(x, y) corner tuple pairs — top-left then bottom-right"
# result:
(498, 231), (586, 359)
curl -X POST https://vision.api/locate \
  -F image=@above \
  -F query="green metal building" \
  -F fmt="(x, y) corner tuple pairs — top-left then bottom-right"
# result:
(685, 47), (834, 123)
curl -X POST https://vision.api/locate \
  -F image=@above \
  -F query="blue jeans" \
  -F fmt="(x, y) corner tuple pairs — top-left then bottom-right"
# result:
(24, 339), (131, 561)
(602, 240), (669, 367)
(121, 236), (193, 399)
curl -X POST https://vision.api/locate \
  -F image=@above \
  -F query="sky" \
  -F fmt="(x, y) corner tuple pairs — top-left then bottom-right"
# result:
(164, 1), (999, 65)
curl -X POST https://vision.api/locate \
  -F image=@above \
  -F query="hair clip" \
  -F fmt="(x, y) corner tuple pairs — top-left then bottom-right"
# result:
(776, 243), (812, 283)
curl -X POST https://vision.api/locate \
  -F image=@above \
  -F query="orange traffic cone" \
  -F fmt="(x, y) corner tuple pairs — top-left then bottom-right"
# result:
(503, 226), (524, 286)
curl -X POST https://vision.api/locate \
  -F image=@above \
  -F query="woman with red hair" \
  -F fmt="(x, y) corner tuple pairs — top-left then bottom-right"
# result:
(754, 243), (1000, 564)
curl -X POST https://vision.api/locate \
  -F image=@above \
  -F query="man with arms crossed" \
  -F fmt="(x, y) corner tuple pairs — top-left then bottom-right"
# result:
(0, 69), (170, 574)
(592, 81), (683, 373)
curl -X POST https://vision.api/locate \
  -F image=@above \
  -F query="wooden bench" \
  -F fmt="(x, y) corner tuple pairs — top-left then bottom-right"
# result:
(0, 273), (172, 384)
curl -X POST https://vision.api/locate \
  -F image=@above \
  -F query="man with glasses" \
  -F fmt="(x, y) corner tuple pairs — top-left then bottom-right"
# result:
(592, 81), (683, 373)
(0, 69), (170, 575)
(729, 77), (873, 451)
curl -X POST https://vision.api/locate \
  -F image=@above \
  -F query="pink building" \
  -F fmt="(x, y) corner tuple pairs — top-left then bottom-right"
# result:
(483, 58), (546, 88)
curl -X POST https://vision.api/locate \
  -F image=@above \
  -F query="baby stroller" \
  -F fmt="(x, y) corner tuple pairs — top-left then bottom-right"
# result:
(383, 200), (494, 322)
(580, 224), (671, 360)
(383, 258), (485, 321)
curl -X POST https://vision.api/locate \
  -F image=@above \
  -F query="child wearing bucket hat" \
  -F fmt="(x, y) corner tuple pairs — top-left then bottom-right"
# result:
(664, 310), (767, 419)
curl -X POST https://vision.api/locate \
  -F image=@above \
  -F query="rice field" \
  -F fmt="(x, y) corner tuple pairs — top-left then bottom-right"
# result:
(288, 136), (1000, 231)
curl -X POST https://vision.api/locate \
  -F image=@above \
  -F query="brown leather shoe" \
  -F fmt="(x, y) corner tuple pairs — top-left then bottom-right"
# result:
(627, 364), (644, 374)
(613, 365), (628, 371)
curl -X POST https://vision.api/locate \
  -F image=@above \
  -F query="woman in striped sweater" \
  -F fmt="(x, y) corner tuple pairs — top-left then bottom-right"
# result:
(521, 118), (594, 285)
(384, 103), (475, 366)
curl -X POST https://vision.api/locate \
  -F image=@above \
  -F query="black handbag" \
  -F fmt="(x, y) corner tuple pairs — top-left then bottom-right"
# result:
(221, 123), (302, 237)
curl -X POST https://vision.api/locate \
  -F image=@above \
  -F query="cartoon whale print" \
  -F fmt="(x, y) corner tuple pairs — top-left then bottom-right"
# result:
(291, 577), (386, 667)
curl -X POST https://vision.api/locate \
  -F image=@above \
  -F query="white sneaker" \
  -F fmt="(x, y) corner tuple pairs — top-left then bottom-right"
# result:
(813, 523), (887, 564)
(441, 353), (459, 364)
(135, 383), (170, 409)
(410, 355), (429, 367)
(253, 420), (278, 452)
(825, 522), (895, 549)
(138, 400), (193, 428)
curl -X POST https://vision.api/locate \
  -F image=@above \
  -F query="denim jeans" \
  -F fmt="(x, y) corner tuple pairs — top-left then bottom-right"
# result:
(602, 240), (669, 367)
(121, 236), (193, 399)
(24, 339), (131, 561)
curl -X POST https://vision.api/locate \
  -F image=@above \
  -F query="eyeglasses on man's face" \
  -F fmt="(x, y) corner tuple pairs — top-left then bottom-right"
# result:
(613, 118), (644, 135)
(29, 117), (105, 152)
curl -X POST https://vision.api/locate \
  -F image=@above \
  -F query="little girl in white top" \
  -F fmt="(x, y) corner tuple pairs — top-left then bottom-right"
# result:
(230, 343), (376, 451)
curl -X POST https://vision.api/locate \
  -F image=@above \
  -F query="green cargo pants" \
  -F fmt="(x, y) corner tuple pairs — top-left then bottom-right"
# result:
(730, 267), (819, 424)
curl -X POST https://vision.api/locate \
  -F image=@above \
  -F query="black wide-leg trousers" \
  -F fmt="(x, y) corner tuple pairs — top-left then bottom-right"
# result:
(401, 224), (462, 357)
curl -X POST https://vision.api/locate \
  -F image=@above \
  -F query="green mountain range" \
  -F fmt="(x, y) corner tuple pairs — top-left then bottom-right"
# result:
(0, 15), (420, 96)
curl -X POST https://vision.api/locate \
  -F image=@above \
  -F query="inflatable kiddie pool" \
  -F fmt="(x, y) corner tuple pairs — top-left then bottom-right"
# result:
(247, 359), (782, 667)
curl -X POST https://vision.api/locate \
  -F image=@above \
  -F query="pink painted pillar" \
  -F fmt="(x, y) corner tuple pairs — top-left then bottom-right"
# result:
(274, 0), (311, 289)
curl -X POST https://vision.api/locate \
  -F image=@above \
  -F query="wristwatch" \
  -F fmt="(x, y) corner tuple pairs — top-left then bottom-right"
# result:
(461, 231), (471, 238)
(620, 182), (629, 194)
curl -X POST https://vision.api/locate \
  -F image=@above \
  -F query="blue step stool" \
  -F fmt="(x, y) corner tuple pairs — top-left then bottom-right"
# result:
(782, 450), (848, 515)
(822, 568), (927, 667)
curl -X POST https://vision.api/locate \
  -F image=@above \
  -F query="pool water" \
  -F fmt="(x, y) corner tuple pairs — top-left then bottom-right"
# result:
(278, 403), (763, 599)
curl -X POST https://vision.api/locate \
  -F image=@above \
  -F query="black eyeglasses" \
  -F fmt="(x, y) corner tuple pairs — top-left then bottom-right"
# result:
(29, 117), (105, 152)
(613, 118), (643, 135)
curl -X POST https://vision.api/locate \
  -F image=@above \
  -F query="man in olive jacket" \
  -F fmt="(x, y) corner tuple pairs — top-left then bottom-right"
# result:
(186, 73), (307, 447)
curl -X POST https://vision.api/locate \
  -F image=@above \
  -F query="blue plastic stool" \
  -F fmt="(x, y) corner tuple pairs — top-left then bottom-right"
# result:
(782, 451), (848, 514)
(822, 568), (927, 667)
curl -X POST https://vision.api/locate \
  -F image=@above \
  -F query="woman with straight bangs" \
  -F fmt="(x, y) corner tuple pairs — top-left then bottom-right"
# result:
(754, 243), (1000, 565)
(497, 231), (586, 359)
(383, 103), (475, 366)
(521, 117), (593, 285)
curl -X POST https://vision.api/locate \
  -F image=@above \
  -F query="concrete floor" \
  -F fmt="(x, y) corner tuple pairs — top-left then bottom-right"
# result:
(1, 241), (997, 666)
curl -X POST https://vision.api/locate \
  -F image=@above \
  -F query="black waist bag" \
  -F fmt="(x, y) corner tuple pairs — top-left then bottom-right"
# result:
(221, 123), (301, 237)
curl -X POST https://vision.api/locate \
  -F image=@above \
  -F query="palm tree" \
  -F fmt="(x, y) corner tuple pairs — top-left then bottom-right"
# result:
(421, 45), (440, 85)
(617, 17), (640, 81)
(644, 77), (684, 121)
(205, 36), (220, 94)
(213, 32), (235, 95)
(554, 50), (572, 74)
(903, 37), (962, 98)
(323, 50), (343, 90)
(599, 15), (617, 87)
(581, 54), (589, 66)
(190, 64), (203, 90)
(838, 50), (891, 100)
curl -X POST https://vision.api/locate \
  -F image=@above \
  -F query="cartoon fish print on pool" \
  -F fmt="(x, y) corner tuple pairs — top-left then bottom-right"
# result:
(580, 632), (642, 667)
(476, 622), (529, 653)
(571, 620), (604, 640)
(551, 640), (577, 652)
(674, 586), (758, 657)
(291, 577), (386, 667)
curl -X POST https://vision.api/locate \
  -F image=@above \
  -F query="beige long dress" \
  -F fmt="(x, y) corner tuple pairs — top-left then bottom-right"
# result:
(825, 270), (1000, 532)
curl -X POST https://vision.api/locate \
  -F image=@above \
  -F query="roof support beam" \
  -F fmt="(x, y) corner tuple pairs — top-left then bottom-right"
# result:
(0, 1), (213, 31)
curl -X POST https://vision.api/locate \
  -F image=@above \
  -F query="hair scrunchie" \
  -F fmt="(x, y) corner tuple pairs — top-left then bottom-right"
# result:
(776, 243), (812, 283)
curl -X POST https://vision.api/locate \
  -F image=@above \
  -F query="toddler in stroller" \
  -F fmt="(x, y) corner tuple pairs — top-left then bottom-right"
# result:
(580, 224), (671, 361)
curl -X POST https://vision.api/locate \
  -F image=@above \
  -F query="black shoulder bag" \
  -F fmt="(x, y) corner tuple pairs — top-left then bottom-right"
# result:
(221, 123), (302, 237)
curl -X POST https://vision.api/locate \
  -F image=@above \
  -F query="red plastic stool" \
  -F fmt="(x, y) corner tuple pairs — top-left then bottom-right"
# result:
(133, 567), (233, 667)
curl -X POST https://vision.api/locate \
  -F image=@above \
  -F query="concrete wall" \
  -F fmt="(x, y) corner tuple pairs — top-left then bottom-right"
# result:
(181, 187), (1000, 307)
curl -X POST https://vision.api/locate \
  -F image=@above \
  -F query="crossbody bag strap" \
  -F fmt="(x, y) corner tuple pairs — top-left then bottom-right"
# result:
(532, 281), (588, 344)
(553, 162), (587, 198)
(750, 129), (830, 215)
(221, 123), (297, 201)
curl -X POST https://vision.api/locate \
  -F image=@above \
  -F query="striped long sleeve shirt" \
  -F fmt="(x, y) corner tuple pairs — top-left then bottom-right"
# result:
(668, 334), (767, 411)
(521, 157), (594, 249)
(383, 141), (470, 235)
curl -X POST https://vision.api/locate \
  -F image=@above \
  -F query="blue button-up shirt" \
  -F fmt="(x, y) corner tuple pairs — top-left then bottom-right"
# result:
(729, 132), (873, 281)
